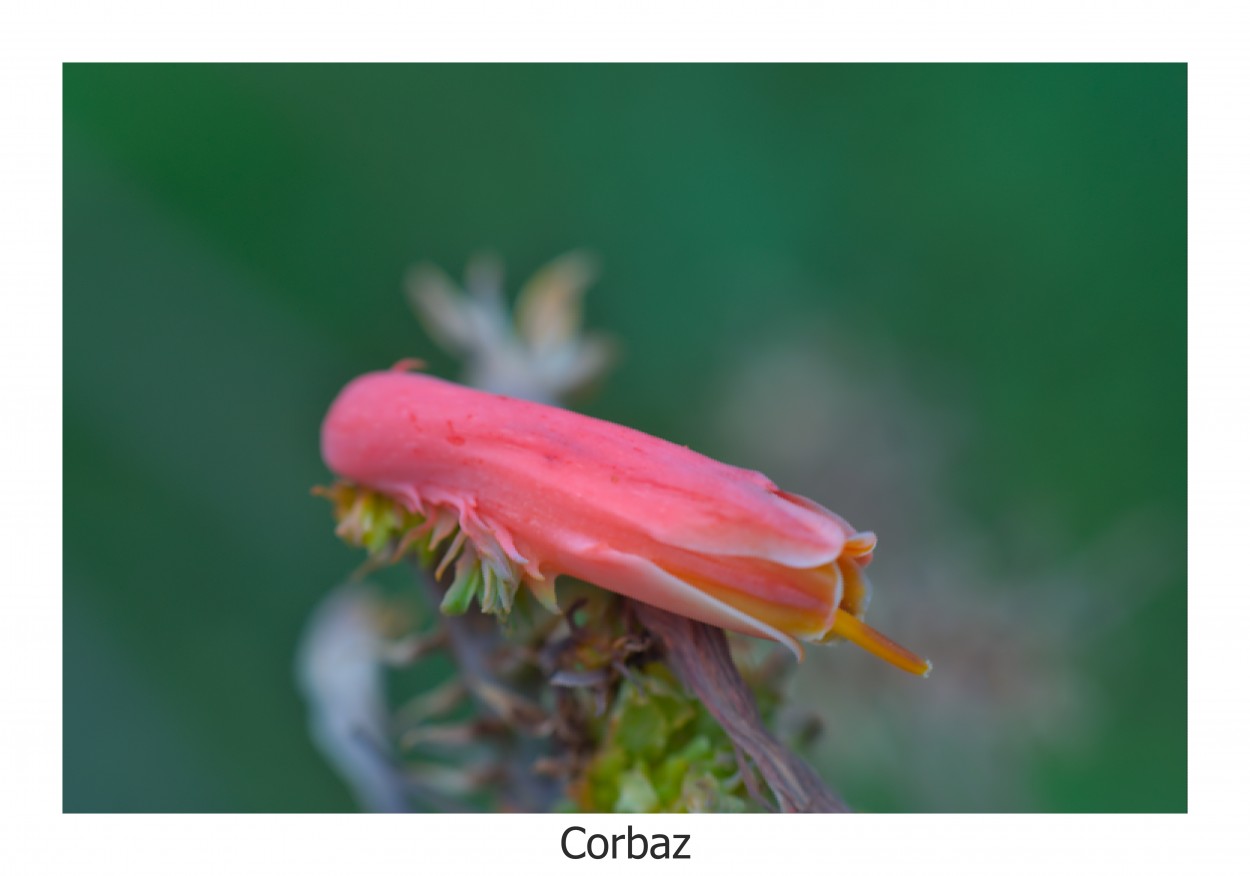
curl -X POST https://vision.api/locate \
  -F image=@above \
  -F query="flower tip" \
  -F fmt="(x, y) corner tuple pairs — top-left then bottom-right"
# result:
(827, 609), (930, 677)
(843, 531), (878, 562)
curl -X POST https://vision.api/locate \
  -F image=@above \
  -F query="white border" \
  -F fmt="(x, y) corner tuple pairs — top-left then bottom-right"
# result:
(7, 1), (1247, 873)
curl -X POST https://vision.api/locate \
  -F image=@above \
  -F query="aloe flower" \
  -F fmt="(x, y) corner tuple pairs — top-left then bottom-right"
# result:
(321, 367), (929, 676)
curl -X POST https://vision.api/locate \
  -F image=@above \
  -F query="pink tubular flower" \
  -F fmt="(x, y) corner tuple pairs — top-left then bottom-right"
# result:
(321, 367), (930, 676)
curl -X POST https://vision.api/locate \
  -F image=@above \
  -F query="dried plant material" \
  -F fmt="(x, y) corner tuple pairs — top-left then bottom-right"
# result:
(633, 602), (849, 813)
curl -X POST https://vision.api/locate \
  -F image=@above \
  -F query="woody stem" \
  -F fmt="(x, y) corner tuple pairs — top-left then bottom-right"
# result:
(631, 600), (851, 814)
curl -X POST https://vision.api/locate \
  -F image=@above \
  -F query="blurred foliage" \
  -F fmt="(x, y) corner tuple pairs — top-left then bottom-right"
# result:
(63, 64), (1184, 812)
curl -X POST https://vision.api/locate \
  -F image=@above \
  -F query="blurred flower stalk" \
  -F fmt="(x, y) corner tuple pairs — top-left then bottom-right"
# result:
(405, 251), (614, 405)
(299, 253), (858, 812)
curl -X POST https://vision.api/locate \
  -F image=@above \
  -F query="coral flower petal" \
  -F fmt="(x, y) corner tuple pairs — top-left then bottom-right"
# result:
(321, 370), (929, 675)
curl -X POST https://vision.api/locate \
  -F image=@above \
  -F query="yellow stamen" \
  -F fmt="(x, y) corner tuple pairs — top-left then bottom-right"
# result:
(829, 609), (931, 677)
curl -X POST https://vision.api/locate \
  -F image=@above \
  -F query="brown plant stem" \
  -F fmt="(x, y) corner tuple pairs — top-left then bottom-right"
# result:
(632, 601), (851, 813)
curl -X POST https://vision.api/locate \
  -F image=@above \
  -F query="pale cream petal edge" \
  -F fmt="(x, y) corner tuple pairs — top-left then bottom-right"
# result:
(568, 542), (805, 661)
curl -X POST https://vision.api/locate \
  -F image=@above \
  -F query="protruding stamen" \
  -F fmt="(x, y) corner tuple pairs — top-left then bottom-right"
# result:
(829, 609), (931, 677)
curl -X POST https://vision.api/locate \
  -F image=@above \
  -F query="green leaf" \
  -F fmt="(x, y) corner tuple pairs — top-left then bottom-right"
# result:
(439, 563), (482, 616)
(614, 767), (659, 813)
(615, 697), (668, 760)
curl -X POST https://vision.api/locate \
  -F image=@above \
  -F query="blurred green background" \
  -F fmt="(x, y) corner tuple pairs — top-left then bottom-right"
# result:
(63, 64), (1185, 812)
